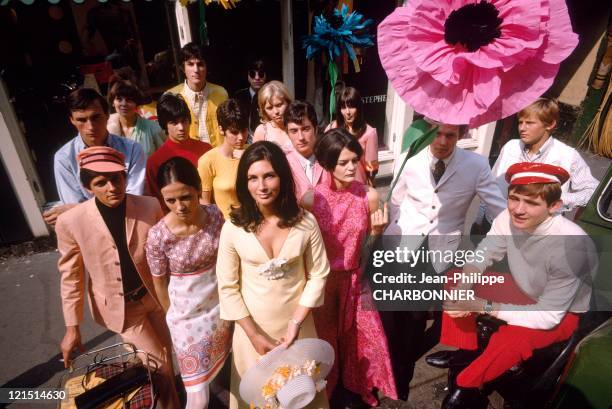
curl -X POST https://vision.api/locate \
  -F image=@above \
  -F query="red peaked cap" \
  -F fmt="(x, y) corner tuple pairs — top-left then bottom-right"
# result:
(505, 162), (569, 186)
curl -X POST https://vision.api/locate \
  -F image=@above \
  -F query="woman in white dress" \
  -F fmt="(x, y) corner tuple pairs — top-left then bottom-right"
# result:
(216, 141), (330, 409)
(146, 157), (232, 409)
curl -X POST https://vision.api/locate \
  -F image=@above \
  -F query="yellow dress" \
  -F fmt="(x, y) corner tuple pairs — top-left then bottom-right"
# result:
(197, 148), (239, 219)
(216, 211), (330, 409)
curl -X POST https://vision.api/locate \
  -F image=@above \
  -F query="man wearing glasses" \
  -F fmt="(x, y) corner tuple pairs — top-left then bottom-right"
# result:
(234, 58), (267, 143)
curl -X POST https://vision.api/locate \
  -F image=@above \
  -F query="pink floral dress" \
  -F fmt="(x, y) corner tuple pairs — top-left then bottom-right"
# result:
(311, 180), (397, 404)
(145, 205), (232, 392)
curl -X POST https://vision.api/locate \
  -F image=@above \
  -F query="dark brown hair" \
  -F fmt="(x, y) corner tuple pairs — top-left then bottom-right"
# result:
(107, 80), (143, 109)
(217, 98), (248, 132)
(230, 141), (302, 232)
(284, 100), (318, 129)
(315, 128), (363, 171)
(335, 86), (366, 138)
(157, 93), (191, 132)
(179, 42), (207, 66)
(68, 88), (109, 116)
(157, 157), (202, 193)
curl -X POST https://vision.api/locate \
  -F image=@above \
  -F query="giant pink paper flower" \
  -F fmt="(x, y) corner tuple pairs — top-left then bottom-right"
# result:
(378, 0), (578, 128)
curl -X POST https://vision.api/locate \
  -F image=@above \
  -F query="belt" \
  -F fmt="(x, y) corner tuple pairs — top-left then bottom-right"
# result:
(124, 286), (148, 303)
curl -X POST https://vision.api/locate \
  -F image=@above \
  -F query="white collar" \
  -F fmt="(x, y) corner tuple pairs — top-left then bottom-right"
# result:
(297, 153), (316, 167)
(182, 81), (207, 99)
(249, 87), (256, 98)
(427, 146), (455, 169)
(520, 136), (554, 158)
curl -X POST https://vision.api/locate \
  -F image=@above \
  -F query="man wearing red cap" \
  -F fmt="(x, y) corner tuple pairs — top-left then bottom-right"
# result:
(437, 162), (595, 409)
(55, 146), (179, 409)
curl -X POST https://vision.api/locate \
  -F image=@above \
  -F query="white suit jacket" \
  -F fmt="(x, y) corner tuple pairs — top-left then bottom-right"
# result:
(385, 147), (506, 271)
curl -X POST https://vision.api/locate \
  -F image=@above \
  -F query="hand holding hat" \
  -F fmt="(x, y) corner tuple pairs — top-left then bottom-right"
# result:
(240, 338), (334, 409)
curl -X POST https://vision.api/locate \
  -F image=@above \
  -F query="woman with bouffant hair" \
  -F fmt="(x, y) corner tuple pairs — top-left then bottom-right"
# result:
(107, 79), (166, 157)
(216, 141), (330, 409)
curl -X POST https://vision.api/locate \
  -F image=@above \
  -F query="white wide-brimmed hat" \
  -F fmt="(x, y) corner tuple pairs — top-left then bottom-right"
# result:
(239, 338), (334, 409)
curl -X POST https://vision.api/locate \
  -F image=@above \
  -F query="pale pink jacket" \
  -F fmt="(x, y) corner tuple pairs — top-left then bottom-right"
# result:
(286, 149), (327, 202)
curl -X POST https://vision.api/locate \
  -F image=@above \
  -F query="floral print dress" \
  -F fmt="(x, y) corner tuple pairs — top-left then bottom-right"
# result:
(146, 205), (232, 391)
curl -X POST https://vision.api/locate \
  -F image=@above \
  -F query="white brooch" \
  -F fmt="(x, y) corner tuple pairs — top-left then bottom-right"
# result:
(257, 258), (289, 280)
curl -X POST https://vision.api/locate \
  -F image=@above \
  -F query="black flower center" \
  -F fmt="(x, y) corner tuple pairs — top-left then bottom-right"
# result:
(328, 14), (344, 30)
(444, 1), (503, 52)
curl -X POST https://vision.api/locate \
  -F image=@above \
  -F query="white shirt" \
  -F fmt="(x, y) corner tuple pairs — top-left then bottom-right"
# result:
(297, 154), (316, 184)
(472, 209), (596, 330)
(490, 137), (599, 213)
(385, 147), (506, 272)
(182, 81), (211, 144)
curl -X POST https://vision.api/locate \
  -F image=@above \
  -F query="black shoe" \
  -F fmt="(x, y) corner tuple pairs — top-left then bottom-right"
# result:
(441, 387), (489, 409)
(426, 350), (457, 368)
(426, 349), (480, 369)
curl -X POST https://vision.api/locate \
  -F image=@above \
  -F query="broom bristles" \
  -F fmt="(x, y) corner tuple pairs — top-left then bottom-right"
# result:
(579, 79), (612, 158)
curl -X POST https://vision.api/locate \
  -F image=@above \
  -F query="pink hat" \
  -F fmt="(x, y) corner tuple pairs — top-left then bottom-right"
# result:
(505, 162), (569, 186)
(77, 146), (126, 173)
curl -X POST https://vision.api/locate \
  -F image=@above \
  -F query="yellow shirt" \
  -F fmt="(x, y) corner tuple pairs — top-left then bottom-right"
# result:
(198, 147), (239, 219)
(165, 81), (228, 147)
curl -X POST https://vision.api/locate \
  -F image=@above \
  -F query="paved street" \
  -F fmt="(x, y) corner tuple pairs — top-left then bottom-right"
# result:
(0, 250), (450, 409)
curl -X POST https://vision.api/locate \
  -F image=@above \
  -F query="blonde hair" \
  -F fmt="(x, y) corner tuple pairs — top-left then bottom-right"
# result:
(518, 98), (559, 128)
(257, 81), (292, 122)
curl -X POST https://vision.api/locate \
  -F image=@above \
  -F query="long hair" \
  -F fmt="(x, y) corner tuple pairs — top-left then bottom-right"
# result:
(230, 141), (302, 232)
(335, 86), (367, 138)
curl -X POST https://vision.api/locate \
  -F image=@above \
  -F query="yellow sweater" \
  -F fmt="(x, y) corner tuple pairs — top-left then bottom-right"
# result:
(165, 82), (228, 147)
(197, 148), (239, 219)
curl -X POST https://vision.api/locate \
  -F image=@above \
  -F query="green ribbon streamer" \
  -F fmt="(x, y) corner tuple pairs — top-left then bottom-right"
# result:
(328, 61), (338, 120)
(385, 124), (439, 203)
(358, 125), (438, 284)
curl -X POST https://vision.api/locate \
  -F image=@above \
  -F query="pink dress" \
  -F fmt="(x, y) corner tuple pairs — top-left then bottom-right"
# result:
(311, 180), (397, 404)
(145, 205), (233, 392)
